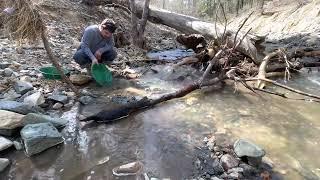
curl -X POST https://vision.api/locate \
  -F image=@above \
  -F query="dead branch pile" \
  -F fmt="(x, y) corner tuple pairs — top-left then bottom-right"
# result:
(4, 0), (44, 43)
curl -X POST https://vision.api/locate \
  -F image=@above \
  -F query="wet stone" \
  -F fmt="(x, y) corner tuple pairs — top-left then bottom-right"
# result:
(21, 113), (67, 128)
(20, 123), (64, 156)
(234, 139), (266, 158)
(0, 158), (10, 172)
(0, 136), (13, 151)
(234, 139), (265, 166)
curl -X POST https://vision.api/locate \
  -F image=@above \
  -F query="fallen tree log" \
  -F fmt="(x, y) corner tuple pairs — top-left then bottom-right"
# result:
(130, 2), (261, 64)
(80, 76), (226, 123)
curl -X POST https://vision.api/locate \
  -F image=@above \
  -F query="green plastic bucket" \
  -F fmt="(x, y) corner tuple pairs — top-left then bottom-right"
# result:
(91, 64), (112, 86)
(39, 66), (69, 80)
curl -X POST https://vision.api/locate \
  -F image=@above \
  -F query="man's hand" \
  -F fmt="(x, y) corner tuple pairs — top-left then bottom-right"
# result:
(94, 50), (102, 62)
(92, 58), (99, 65)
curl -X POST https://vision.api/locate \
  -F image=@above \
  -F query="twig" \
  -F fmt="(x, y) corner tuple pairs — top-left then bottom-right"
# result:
(252, 87), (320, 103)
(233, 27), (252, 51)
(245, 78), (320, 100)
(199, 48), (225, 84)
(214, 3), (221, 45)
(219, 2), (227, 44)
(233, 11), (254, 49)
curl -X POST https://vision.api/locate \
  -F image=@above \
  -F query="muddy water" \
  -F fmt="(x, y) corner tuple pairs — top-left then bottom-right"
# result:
(3, 67), (320, 180)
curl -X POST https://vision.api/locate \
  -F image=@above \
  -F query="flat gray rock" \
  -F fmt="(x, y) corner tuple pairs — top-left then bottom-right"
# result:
(0, 136), (13, 151)
(0, 158), (10, 172)
(234, 139), (266, 158)
(48, 95), (69, 104)
(0, 100), (44, 115)
(13, 81), (34, 95)
(21, 123), (64, 156)
(21, 113), (67, 128)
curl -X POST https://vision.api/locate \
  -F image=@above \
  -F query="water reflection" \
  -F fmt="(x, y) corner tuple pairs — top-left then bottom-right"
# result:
(3, 68), (320, 180)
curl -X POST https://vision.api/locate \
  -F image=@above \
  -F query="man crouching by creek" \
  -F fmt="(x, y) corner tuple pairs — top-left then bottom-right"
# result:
(73, 18), (117, 74)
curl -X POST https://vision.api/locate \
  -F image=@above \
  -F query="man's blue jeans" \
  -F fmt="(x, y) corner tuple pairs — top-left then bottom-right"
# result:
(73, 49), (117, 67)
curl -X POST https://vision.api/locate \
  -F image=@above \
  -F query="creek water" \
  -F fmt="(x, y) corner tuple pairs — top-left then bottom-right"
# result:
(3, 65), (320, 180)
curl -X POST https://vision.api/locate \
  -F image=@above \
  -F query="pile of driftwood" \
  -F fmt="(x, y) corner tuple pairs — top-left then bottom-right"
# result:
(81, 1), (320, 123)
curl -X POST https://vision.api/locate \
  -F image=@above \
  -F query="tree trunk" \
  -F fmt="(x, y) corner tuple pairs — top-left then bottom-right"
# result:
(130, 0), (150, 48)
(134, 2), (260, 64)
(41, 31), (79, 95)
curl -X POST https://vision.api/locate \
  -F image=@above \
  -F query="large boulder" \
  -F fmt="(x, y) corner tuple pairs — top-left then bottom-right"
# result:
(0, 158), (10, 172)
(0, 110), (25, 136)
(20, 123), (64, 156)
(0, 136), (13, 151)
(13, 81), (34, 95)
(234, 139), (266, 166)
(0, 100), (44, 114)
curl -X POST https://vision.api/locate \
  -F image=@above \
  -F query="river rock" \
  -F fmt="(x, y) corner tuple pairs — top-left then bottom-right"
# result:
(4, 68), (14, 77)
(70, 74), (91, 85)
(20, 76), (32, 82)
(53, 103), (63, 109)
(0, 70), (4, 76)
(234, 139), (265, 166)
(13, 141), (22, 150)
(0, 136), (13, 151)
(21, 113), (67, 128)
(0, 100), (44, 114)
(20, 123), (64, 156)
(210, 177), (223, 180)
(0, 158), (10, 172)
(220, 154), (239, 171)
(2, 89), (21, 101)
(13, 80), (34, 95)
(0, 110), (25, 136)
(227, 171), (242, 179)
(0, 62), (11, 69)
(79, 96), (94, 105)
(23, 92), (45, 106)
(234, 139), (265, 158)
(48, 95), (69, 104)
(239, 163), (258, 177)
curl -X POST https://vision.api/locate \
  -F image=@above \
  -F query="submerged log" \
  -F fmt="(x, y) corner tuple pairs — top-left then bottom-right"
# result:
(80, 76), (225, 123)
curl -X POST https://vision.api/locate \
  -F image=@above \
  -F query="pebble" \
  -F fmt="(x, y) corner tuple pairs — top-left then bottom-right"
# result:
(53, 103), (63, 109)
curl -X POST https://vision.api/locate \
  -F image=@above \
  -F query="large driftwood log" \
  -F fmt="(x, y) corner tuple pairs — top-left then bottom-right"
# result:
(133, 2), (260, 64)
